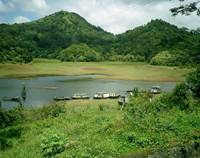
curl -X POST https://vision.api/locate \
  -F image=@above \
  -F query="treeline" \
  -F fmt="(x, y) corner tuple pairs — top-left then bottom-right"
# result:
(0, 11), (200, 65)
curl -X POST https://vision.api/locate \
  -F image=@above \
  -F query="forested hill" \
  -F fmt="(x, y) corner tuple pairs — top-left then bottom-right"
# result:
(0, 11), (200, 65)
(115, 19), (200, 64)
(0, 11), (115, 63)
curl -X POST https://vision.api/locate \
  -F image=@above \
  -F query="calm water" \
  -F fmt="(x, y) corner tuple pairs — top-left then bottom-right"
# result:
(0, 75), (176, 108)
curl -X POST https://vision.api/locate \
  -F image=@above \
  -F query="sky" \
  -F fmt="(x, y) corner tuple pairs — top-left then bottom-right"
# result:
(0, 0), (199, 34)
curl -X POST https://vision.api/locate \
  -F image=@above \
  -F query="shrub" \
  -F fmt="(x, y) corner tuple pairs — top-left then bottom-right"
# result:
(0, 126), (23, 150)
(133, 88), (139, 97)
(187, 66), (200, 98)
(0, 126), (23, 139)
(0, 108), (24, 128)
(58, 43), (102, 62)
(0, 136), (11, 150)
(40, 131), (66, 158)
(170, 83), (190, 110)
(35, 103), (66, 119)
(150, 50), (188, 66)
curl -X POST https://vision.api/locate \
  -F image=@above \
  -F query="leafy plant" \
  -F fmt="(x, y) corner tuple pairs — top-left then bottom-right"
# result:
(35, 103), (66, 119)
(187, 66), (200, 98)
(40, 131), (66, 158)
(0, 107), (24, 128)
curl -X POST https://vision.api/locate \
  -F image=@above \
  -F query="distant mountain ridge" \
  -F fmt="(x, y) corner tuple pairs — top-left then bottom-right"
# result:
(0, 11), (199, 64)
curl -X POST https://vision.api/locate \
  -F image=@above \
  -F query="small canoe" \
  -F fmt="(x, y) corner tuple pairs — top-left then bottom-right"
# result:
(54, 97), (71, 101)
(93, 92), (110, 99)
(109, 93), (120, 99)
(71, 94), (90, 100)
(2, 96), (21, 102)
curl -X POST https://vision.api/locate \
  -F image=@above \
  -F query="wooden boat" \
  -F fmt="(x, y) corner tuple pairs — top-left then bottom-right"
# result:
(93, 92), (110, 99)
(71, 94), (90, 100)
(109, 93), (120, 99)
(150, 86), (162, 94)
(2, 96), (21, 102)
(53, 96), (71, 101)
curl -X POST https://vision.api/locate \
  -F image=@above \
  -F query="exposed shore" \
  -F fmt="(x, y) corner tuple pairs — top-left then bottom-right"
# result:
(0, 59), (191, 82)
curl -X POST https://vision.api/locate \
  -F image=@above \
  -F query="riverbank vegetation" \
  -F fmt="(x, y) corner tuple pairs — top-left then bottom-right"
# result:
(0, 59), (191, 81)
(0, 67), (200, 158)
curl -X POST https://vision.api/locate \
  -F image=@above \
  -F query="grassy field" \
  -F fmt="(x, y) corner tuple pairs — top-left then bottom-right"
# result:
(0, 97), (200, 158)
(0, 59), (191, 81)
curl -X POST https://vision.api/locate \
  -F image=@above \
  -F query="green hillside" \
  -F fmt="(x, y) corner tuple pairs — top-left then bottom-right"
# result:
(0, 11), (199, 65)
(0, 11), (115, 63)
(115, 19), (200, 64)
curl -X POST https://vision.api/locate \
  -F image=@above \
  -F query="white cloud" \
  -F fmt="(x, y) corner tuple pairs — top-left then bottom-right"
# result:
(1, 0), (200, 33)
(12, 16), (30, 23)
(0, 0), (49, 14)
(46, 0), (200, 34)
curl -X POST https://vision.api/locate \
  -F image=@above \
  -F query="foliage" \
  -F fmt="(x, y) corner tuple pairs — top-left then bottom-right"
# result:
(0, 11), (115, 63)
(58, 43), (102, 62)
(40, 131), (66, 158)
(0, 107), (24, 128)
(109, 54), (145, 62)
(150, 50), (189, 66)
(169, 83), (191, 110)
(0, 99), (200, 157)
(0, 125), (23, 150)
(187, 66), (200, 98)
(0, 11), (200, 64)
(115, 19), (200, 64)
(34, 103), (66, 119)
(0, 47), (33, 63)
(133, 88), (139, 97)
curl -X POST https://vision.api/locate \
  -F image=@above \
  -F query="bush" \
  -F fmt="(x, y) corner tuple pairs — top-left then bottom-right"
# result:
(58, 43), (102, 62)
(41, 131), (66, 158)
(0, 136), (11, 150)
(0, 108), (24, 128)
(0, 126), (23, 150)
(187, 66), (200, 98)
(35, 103), (66, 119)
(150, 50), (188, 66)
(170, 83), (190, 110)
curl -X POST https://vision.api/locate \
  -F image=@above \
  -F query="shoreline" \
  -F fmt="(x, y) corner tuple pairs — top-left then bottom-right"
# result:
(0, 59), (191, 82)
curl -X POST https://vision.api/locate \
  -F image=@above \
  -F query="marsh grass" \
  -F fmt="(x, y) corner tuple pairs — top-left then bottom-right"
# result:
(0, 59), (191, 81)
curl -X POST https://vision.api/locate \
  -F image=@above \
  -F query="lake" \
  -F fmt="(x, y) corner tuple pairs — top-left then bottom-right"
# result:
(0, 75), (176, 108)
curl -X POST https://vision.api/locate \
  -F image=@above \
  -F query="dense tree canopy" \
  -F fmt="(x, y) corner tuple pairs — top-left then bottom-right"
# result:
(0, 11), (200, 65)
(58, 43), (102, 62)
(0, 11), (115, 63)
(115, 19), (200, 64)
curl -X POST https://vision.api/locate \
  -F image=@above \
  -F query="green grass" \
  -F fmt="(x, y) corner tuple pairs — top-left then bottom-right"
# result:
(0, 59), (191, 81)
(0, 98), (200, 158)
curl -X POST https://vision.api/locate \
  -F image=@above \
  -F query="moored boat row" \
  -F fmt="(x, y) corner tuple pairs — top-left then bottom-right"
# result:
(54, 92), (120, 101)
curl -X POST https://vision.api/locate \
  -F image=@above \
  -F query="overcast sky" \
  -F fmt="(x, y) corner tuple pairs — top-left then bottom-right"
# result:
(0, 0), (199, 34)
